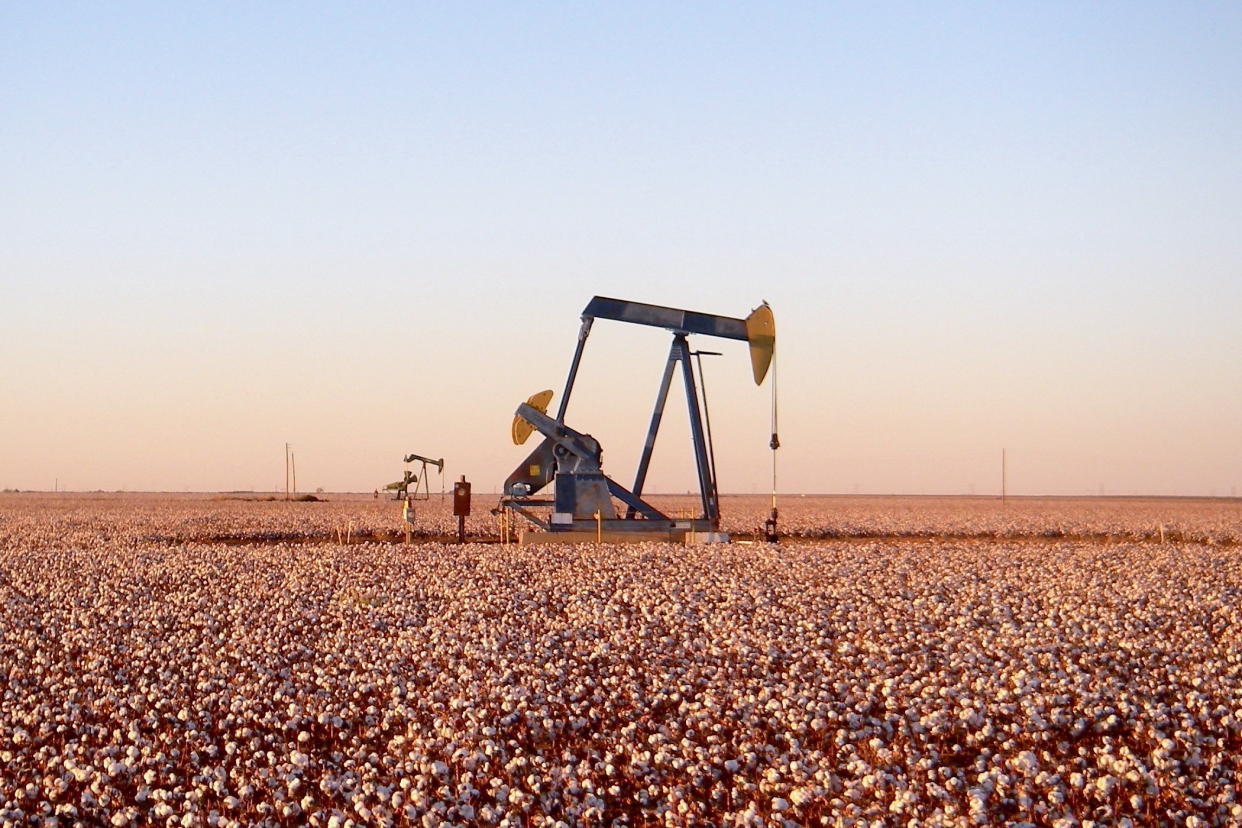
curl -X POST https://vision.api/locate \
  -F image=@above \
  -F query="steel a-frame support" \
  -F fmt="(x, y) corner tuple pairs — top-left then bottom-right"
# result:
(627, 333), (719, 523)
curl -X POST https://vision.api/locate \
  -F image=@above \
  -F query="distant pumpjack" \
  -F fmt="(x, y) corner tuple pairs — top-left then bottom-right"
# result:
(383, 453), (444, 501)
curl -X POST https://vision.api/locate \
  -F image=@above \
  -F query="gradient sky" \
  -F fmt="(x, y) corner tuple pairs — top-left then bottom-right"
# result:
(3, 2), (1240, 496)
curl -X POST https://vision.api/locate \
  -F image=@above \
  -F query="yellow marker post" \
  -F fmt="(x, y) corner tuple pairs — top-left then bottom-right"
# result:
(594, 510), (602, 543)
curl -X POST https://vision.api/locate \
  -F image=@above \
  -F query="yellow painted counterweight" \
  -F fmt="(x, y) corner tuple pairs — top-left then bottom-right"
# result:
(512, 389), (554, 445)
(745, 302), (776, 385)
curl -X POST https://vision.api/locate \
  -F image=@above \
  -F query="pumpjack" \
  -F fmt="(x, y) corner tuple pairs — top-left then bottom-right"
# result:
(384, 453), (444, 501)
(500, 296), (775, 542)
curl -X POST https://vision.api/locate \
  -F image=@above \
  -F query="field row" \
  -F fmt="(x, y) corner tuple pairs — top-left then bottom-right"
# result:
(2, 493), (1240, 547)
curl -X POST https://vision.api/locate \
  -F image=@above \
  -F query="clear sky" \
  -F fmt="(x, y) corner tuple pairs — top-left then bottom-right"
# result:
(3, 2), (1240, 496)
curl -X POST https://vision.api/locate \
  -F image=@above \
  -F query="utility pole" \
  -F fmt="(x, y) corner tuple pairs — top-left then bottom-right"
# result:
(291, 451), (297, 495)
(1001, 448), (1007, 504)
(285, 443), (290, 501)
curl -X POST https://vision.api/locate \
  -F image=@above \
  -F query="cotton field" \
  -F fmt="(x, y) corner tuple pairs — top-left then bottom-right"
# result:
(2, 494), (1241, 827)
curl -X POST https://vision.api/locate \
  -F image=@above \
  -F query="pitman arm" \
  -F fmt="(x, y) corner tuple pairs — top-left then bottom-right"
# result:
(513, 404), (602, 473)
(502, 404), (605, 498)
